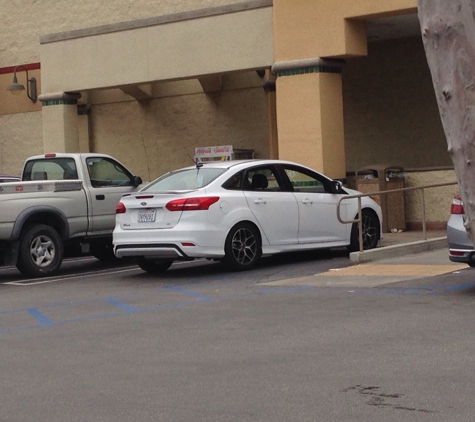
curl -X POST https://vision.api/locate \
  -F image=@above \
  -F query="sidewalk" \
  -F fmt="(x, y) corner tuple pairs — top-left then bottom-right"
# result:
(350, 229), (448, 264)
(264, 229), (463, 288)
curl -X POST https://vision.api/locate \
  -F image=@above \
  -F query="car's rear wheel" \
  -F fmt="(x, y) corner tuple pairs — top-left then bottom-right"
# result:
(224, 222), (261, 271)
(349, 209), (380, 251)
(136, 257), (173, 273)
(16, 224), (64, 277)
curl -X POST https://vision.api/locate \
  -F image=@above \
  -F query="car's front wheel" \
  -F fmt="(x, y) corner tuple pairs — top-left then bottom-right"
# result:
(224, 222), (262, 271)
(349, 209), (380, 251)
(136, 257), (173, 273)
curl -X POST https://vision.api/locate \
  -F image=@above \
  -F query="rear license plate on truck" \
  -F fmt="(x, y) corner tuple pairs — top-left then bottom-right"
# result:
(138, 209), (156, 222)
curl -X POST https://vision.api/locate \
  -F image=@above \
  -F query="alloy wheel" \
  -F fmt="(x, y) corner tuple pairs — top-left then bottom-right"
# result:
(231, 227), (258, 266)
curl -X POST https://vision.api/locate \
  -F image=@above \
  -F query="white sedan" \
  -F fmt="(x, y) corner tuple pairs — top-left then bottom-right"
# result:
(113, 160), (382, 273)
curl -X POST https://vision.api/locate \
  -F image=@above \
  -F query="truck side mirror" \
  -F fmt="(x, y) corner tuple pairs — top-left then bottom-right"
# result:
(133, 176), (143, 187)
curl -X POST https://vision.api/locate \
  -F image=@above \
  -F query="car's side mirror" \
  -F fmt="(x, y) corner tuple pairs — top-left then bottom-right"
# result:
(133, 176), (143, 187)
(331, 180), (343, 194)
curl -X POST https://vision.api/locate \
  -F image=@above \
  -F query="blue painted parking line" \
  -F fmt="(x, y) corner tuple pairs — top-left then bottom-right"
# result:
(2, 278), (475, 336)
(27, 308), (55, 326)
(164, 285), (214, 301)
(104, 298), (140, 313)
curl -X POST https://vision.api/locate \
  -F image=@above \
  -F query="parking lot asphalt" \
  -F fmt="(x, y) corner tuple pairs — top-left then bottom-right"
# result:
(1, 243), (475, 422)
(2, 230), (475, 422)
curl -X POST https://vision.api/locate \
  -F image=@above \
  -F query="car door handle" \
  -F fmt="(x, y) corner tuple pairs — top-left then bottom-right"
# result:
(96, 195), (105, 200)
(302, 199), (313, 205)
(254, 198), (267, 205)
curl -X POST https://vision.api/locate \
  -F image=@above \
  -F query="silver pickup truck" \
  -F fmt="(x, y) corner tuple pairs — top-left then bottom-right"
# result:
(0, 153), (142, 277)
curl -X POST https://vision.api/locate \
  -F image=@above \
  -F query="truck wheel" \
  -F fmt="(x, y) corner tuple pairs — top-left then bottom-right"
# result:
(136, 257), (173, 273)
(16, 225), (64, 278)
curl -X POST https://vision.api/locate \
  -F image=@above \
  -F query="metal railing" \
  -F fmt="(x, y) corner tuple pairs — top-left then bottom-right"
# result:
(336, 181), (458, 252)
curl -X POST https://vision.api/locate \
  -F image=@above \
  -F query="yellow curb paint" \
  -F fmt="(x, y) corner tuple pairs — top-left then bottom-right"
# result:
(318, 264), (467, 277)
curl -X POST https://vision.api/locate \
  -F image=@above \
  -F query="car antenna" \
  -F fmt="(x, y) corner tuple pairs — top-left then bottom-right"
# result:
(183, 147), (203, 168)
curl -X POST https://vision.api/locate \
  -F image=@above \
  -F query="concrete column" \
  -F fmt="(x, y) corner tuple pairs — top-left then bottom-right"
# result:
(271, 0), (416, 180)
(77, 104), (92, 153)
(263, 72), (278, 159)
(38, 92), (82, 153)
(272, 59), (346, 180)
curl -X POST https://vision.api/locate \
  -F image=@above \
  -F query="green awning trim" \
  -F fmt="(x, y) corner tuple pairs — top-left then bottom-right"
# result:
(277, 66), (342, 77)
(41, 99), (78, 106)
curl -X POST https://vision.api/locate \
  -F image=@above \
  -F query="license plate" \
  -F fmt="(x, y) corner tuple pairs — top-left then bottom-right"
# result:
(138, 209), (156, 223)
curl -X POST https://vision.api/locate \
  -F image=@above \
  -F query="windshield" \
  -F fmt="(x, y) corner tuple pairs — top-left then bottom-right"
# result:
(142, 168), (226, 192)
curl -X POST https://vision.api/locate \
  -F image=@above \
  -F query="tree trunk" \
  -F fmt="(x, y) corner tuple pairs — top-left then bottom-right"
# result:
(418, 0), (475, 243)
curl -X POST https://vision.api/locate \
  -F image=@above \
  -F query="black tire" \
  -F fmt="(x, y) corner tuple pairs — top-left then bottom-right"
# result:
(136, 257), (173, 273)
(224, 222), (262, 271)
(90, 242), (118, 262)
(349, 209), (380, 252)
(16, 224), (64, 278)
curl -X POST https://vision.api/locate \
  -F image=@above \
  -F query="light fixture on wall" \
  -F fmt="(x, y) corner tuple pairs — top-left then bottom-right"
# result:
(6, 64), (37, 103)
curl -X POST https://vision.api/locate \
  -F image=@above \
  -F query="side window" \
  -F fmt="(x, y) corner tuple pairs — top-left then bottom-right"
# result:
(86, 157), (133, 188)
(244, 167), (283, 192)
(284, 167), (327, 193)
(222, 171), (244, 190)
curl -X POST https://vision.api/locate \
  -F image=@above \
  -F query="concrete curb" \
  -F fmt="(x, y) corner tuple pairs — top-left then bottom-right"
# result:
(349, 237), (448, 264)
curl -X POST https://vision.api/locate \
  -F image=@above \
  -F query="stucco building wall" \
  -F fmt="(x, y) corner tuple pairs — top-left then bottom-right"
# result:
(1, 0), (456, 229)
(89, 73), (269, 181)
(0, 0), (255, 174)
(0, 112), (43, 175)
(2, 0), (245, 66)
(343, 36), (449, 172)
(404, 170), (458, 227)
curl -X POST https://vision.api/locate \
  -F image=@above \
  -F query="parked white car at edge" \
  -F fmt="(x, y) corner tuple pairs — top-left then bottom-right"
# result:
(113, 159), (382, 273)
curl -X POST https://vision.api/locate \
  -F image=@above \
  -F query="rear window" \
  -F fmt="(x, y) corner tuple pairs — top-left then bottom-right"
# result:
(143, 168), (226, 192)
(22, 158), (78, 181)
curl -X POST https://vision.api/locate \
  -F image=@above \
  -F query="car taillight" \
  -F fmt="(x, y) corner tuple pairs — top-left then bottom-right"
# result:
(451, 195), (465, 214)
(166, 197), (219, 211)
(116, 202), (126, 214)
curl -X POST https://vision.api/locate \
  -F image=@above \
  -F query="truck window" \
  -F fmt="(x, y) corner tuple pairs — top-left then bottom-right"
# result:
(86, 157), (134, 187)
(23, 158), (78, 181)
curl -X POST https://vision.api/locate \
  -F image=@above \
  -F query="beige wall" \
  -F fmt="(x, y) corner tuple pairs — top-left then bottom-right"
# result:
(0, 69), (42, 116)
(275, 71), (346, 179)
(343, 37), (450, 173)
(1, 1), (260, 172)
(1, 0), (247, 67)
(404, 170), (458, 224)
(89, 72), (269, 181)
(0, 112), (43, 175)
(39, 5), (273, 93)
(1, 1), (455, 197)
(273, 0), (416, 60)
(0, 69), (43, 172)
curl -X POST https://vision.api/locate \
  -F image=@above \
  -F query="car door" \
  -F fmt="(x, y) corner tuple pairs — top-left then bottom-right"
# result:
(242, 165), (299, 245)
(281, 165), (349, 244)
(85, 156), (138, 234)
